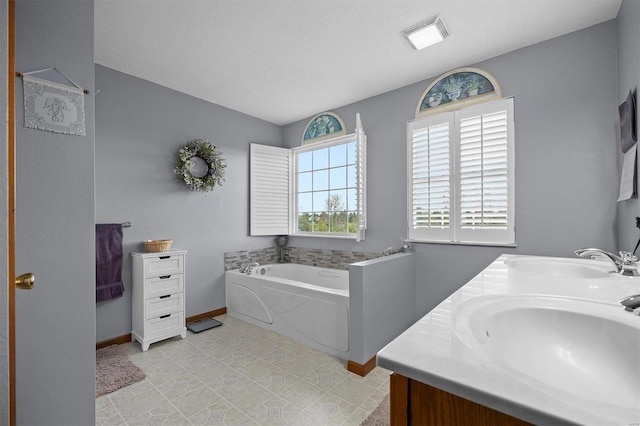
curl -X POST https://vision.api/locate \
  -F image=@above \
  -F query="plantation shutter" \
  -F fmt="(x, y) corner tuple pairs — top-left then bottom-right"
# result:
(250, 143), (291, 236)
(407, 97), (515, 244)
(355, 113), (367, 241)
(407, 112), (454, 241)
(456, 98), (514, 243)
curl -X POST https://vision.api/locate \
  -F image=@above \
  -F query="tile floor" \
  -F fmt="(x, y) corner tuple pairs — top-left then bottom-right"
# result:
(96, 314), (390, 425)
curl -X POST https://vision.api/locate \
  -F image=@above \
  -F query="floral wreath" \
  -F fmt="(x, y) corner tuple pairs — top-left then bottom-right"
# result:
(174, 139), (226, 192)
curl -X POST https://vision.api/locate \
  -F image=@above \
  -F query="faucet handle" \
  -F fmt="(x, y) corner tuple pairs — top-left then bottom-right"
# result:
(620, 294), (640, 315)
(617, 252), (640, 276)
(619, 251), (638, 264)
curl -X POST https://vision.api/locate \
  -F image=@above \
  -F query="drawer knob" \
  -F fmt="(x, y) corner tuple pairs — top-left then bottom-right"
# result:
(160, 314), (171, 319)
(159, 295), (171, 299)
(159, 275), (171, 279)
(159, 255), (171, 260)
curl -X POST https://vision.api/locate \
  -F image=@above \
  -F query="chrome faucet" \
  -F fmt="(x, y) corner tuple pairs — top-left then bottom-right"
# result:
(383, 247), (397, 256)
(574, 248), (640, 277)
(239, 262), (259, 274)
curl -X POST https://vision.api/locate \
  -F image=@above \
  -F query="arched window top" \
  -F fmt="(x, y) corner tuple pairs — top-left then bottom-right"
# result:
(415, 67), (502, 118)
(301, 112), (346, 145)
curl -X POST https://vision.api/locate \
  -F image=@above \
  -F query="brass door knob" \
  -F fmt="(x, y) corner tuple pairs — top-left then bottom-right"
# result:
(15, 273), (35, 290)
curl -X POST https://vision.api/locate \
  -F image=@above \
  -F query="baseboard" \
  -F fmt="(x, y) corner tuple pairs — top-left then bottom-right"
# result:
(96, 307), (227, 349)
(347, 355), (377, 377)
(96, 334), (132, 349)
(186, 307), (227, 324)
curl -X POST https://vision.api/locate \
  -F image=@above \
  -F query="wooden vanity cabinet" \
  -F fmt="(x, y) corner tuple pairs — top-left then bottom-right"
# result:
(390, 373), (532, 426)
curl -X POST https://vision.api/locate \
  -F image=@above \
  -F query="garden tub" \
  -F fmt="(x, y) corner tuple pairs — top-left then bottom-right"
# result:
(225, 263), (349, 358)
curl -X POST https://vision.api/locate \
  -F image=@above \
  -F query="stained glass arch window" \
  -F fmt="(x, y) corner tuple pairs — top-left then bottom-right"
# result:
(416, 67), (502, 118)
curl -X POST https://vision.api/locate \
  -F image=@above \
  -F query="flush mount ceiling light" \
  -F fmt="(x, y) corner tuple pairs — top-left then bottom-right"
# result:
(401, 15), (449, 50)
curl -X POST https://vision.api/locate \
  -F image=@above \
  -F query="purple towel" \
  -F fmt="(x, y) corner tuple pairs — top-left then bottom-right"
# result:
(96, 224), (124, 302)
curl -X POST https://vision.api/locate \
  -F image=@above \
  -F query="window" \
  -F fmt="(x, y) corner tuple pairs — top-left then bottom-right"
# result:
(295, 137), (359, 236)
(251, 115), (366, 240)
(407, 98), (515, 245)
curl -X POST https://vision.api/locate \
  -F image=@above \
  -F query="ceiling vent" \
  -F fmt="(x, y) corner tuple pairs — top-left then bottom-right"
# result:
(401, 15), (449, 50)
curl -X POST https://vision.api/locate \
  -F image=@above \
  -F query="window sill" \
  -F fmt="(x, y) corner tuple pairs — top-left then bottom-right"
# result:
(292, 232), (358, 240)
(405, 239), (517, 248)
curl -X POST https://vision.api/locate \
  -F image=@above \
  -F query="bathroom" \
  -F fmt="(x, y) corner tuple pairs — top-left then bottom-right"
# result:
(3, 0), (639, 424)
(93, 19), (624, 344)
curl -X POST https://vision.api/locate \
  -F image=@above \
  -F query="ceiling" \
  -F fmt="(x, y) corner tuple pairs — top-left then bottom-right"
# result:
(95, 0), (621, 126)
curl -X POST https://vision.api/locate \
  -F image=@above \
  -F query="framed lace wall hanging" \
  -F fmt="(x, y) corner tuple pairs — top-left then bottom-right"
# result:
(18, 67), (88, 136)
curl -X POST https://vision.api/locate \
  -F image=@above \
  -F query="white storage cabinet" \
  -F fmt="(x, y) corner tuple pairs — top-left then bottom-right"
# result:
(131, 250), (187, 351)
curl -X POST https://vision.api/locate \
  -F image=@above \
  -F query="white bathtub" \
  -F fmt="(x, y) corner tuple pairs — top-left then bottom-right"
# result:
(225, 263), (349, 358)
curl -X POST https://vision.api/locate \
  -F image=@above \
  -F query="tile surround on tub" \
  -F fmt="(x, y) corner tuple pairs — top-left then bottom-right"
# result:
(223, 247), (280, 271)
(224, 246), (381, 271)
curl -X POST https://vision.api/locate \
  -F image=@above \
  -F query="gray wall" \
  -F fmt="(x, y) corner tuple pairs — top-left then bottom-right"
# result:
(616, 0), (640, 252)
(348, 253), (416, 365)
(14, 0), (96, 424)
(283, 21), (620, 317)
(0, 2), (8, 424)
(95, 65), (282, 342)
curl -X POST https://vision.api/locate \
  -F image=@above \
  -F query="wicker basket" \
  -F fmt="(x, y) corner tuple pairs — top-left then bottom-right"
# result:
(143, 239), (173, 252)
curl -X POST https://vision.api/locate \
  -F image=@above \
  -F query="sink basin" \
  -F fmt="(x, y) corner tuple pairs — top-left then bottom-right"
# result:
(505, 257), (612, 278)
(455, 296), (640, 412)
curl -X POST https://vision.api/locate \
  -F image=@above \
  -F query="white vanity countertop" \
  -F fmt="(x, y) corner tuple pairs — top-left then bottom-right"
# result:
(377, 254), (640, 426)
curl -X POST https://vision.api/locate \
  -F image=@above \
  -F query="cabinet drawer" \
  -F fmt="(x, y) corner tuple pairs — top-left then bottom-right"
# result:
(145, 312), (184, 338)
(145, 293), (183, 319)
(144, 254), (184, 276)
(144, 274), (184, 298)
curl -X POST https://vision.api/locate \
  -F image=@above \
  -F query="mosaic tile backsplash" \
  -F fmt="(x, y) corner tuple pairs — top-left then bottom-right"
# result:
(224, 246), (381, 271)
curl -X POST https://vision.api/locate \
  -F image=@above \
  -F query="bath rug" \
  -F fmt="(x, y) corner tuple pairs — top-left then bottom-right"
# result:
(361, 393), (390, 426)
(95, 344), (145, 397)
